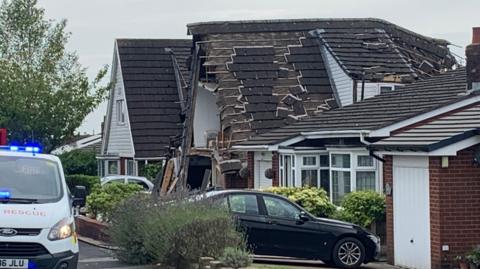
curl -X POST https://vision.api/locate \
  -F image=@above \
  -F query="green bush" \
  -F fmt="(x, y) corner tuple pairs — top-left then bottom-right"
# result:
(337, 191), (386, 228)
(109, 195), (155, 265)
(109, 192), (246, 267)
(219, 247), (252, 268)
(264, 186), (336, 217)
(86, 182), (143, 222)
(65, 174), (100, 194)
(59, 149), (97, 176)
(144, 163), (163, 181)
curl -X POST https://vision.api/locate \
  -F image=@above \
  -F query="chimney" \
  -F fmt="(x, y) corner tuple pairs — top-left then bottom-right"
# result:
(466, 27), (480, 91)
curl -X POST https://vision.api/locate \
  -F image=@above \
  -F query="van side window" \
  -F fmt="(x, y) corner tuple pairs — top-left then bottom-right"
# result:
(228, 194), (259, 215)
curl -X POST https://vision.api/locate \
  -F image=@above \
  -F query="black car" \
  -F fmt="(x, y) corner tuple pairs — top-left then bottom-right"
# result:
(205, 190), (380, 268)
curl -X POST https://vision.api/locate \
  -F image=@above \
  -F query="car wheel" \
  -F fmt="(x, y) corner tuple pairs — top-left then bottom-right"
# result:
(332, 237), (365, 268)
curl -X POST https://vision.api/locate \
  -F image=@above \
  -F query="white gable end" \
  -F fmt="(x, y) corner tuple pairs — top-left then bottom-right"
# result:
(103, 48), (135, 157)
(322, 47), (353, 107)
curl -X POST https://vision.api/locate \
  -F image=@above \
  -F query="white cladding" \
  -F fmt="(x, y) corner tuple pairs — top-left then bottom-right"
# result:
(105, 55), (134, 157)
(393, 155), (431, 269)
(322, 47), (353, 107)
(193, 85), (220, 148)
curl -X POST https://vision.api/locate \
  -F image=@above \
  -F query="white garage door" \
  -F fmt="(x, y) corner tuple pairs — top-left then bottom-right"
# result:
(393, 156), (431, 269)
(255, 160), (272, 189)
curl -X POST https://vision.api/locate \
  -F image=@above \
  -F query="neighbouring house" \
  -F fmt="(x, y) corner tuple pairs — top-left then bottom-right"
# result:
(235, 27), (480, 269)
(51, 134), (102, 155)
(184, 18), (456, 188)
(98, 39), (192, 177)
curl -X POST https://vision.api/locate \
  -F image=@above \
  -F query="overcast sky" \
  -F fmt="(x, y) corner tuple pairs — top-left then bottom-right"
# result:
(36, 0), (479, 135)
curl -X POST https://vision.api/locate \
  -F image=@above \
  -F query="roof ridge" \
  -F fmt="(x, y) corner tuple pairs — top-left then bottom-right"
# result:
(187, 18), (448, 45)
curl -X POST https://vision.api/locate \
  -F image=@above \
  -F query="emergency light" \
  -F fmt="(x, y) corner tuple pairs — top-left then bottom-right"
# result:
(0, 190), (11, 199)
(0, 145), (41, 153)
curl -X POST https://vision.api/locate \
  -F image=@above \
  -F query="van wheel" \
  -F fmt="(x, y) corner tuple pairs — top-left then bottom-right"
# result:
(332, 237), (365, 268)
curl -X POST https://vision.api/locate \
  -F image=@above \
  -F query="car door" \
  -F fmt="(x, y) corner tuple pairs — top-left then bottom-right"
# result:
(226, 193), (270, 254)
(260, 194), (331, 259)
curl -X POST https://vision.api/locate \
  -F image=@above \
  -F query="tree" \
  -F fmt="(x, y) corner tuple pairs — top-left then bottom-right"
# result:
(0, 0), (109, 152)
(58, 149), (97, 176)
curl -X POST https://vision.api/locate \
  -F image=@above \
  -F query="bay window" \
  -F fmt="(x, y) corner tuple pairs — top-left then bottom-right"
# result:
(279, 151), (379, 204)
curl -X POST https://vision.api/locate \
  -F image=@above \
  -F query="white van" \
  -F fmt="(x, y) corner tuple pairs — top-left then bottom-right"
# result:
(0, 146), (86, 269)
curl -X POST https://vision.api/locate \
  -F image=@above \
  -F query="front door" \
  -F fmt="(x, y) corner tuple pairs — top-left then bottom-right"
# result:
(261, 195), (331, 259)
(256, 160), (273, 189)
(393, 156), (431, 269)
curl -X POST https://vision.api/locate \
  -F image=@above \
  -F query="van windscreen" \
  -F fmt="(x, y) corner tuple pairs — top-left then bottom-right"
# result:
(0, 156), (62, 203)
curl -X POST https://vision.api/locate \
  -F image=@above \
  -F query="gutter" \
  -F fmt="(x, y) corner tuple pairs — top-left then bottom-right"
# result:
(359, 132), (386, 163)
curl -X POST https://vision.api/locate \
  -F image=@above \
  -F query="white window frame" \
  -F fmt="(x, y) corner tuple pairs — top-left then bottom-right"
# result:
(125, 159), (135, 176)
(279, 154), (296, 187)
(105, 160), (120, 176)
(116, 99), (126, 125)
(328, 151), (380, 203)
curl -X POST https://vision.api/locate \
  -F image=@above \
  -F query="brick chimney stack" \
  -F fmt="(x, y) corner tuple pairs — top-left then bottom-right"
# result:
(466, 27), (480, 91)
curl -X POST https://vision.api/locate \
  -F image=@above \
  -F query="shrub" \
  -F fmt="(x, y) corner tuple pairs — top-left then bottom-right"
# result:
(59, 149), (97, 176)
(219, 247), (252, 268)
(109, 192), (246, 267)
(264, 186), (336, 217)
(86, 182), (143, 222)
(109, 195), (155, 265)
(144, 163), (163, 181)
(65, 174), (100, 194)
(143, 198), (245, 268)
(337, 191), (386, 228)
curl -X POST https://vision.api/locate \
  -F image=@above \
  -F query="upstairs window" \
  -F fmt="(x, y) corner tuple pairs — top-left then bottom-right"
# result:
(380, 85), (394, 94)
(116, 100), (125, 125)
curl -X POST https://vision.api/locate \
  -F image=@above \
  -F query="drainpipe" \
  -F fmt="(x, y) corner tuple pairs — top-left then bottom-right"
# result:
(359, 132), (385, 163)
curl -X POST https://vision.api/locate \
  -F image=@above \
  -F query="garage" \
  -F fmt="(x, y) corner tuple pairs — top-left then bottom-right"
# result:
(392, 156), (431, 269)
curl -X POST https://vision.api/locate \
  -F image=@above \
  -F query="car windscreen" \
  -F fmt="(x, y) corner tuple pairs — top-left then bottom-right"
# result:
(0, 156), (63, 203)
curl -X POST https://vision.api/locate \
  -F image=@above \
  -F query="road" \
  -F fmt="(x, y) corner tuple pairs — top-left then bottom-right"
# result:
(78, 241), (147, 269)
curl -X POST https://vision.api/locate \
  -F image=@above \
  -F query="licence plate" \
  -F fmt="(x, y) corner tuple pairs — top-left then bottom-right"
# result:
(0, 259), (28, 268)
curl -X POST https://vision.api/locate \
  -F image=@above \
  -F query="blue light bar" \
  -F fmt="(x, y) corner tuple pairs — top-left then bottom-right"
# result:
(0, 190), (11, 199)
(0, 145), (41, 153)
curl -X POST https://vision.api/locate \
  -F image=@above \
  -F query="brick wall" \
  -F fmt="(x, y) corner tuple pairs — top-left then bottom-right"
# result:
(429, 146), (480, 268)
(383, 155), (394, 265)
(247, 151), (255, 188)
(272, 152), (279, 187)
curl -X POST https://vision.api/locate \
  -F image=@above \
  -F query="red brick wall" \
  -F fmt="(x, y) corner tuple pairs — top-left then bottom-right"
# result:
(429, 146), (480, 268)
(383, 155), (395, 265)
(272, 152), (279, 187)
(247, 151), (255, 189)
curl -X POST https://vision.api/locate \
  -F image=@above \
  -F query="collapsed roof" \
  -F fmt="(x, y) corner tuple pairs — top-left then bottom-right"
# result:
(237, 68), (469, 146)
(187, 18), (457, 148)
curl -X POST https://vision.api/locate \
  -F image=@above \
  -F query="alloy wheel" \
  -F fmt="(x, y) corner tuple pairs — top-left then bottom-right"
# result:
(338, 241), (362, 266)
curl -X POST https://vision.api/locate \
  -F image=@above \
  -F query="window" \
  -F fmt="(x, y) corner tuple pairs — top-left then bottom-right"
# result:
(301, 170), (318, 187)
(107, 160), (118, 175)
(280, 155), (295, 187)
(356, 171), (376, 191)
(331, 154), (350, 168)
(116, 100), (125, 124)
(380, 86), (393, 94)
(228, 194), (259, 215)
(357, 155), (374, 167)
(302, 156), (316, 166)
(331, 154), (351, 204)
(263, 196), (301, 220)
(126, 159), (135, 176)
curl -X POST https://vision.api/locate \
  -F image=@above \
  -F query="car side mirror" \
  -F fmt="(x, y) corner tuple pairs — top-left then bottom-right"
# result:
(72, 185), (87, 208)
(298, 211), (310, 222)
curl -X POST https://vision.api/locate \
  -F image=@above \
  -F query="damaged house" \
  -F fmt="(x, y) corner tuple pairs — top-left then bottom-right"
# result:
(98, 39), (191, 177)
(183, 18), (456, 189)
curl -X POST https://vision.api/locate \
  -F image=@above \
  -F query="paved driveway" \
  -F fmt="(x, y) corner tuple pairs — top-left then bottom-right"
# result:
(78, 241), (397, 269)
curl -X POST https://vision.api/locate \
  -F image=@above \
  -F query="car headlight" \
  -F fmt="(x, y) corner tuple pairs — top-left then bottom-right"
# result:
(367, 234), (380, 244)
(48, 218), (74, 241)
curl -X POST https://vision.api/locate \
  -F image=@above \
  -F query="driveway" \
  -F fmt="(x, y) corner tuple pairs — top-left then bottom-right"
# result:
(78, 241), (398, 269)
